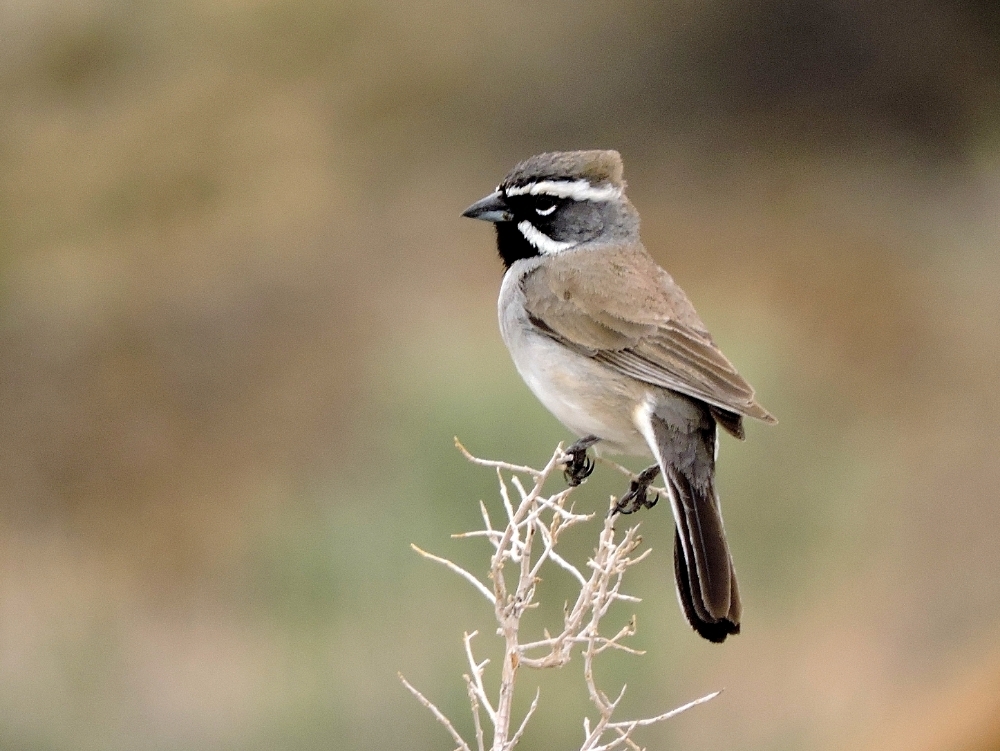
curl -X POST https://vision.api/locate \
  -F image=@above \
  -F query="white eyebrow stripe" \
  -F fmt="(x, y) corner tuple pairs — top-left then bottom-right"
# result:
(517, 221), (577, 254)
(505, 179), (621, 202)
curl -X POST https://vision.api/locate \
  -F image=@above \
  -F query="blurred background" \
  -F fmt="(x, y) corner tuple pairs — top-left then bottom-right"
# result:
(1, 0), (999, 748)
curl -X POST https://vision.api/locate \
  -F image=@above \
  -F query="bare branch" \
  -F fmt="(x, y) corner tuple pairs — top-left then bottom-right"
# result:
(411, 544), (495, 604)
(405, 443), (720, 751)
(606, 690), (722, 730)
(463, 631), (496, 724)
(399, 673), (472, 751)
(507, 687), (540, 750)
(464, 675), (487, 751)
(455, 437), (547, 478)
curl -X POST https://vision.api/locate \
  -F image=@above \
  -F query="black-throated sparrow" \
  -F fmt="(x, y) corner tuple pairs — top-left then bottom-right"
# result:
(462, 150), (776, 642)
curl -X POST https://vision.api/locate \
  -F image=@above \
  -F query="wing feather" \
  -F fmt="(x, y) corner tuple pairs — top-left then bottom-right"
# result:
(521, 244), (776, 425)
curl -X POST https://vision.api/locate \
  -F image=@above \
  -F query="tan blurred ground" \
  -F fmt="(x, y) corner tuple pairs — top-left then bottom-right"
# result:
(0, 1), (999, 749)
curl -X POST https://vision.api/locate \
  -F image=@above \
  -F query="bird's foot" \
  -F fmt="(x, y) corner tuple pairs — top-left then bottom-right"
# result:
(613, 464), (662, 515)
(561, 435), (600, 487)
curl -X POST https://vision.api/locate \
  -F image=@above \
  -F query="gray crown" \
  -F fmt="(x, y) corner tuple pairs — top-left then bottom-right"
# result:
(501, 150), (625, 190)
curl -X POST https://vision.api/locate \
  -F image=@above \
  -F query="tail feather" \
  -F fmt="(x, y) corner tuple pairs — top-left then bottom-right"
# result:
(665, 467), (733, 619)
(648, 409), (741, 642)
(673, 530), (740, 642)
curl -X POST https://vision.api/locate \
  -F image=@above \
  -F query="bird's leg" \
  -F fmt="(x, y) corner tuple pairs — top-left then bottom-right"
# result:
(561, 435), (600, 486)
(613, 464), (661, 515)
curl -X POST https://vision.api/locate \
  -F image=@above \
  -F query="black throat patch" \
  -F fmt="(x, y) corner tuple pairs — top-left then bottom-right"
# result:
(495, 222), (538, 270)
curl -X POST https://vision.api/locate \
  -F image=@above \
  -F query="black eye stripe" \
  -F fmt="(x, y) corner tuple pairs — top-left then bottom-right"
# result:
(502, 191), (567, 218)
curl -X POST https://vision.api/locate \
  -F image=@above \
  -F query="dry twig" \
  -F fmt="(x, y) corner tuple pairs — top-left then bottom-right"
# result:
(400, 440), (718, 750)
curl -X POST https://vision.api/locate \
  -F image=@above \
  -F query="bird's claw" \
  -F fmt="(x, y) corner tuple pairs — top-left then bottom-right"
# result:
(613, 464), (662, 515)
(561, 435), (600, 486)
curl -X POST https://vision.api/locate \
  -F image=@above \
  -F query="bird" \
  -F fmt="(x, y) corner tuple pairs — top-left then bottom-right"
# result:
(461, 150), (776, 642)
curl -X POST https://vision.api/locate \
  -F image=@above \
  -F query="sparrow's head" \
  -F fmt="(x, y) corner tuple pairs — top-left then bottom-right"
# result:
(462, 150), (639, 269)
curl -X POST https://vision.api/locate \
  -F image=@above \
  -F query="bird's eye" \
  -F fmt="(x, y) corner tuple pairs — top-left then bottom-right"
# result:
(535, 200), (558, 216)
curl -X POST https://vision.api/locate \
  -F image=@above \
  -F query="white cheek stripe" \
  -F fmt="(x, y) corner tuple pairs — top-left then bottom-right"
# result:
(505, 179), (621, 202)
(517, 220), (577, 254)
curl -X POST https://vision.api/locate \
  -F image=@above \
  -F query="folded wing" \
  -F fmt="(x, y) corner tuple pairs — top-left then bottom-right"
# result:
(521, 243), (777, 429)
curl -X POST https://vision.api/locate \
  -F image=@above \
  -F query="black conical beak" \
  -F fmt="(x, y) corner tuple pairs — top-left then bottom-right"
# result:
(462, 190), (514, 223)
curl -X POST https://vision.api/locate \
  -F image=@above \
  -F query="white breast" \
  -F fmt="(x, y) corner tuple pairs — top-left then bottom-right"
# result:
(497, 260), (651, 457)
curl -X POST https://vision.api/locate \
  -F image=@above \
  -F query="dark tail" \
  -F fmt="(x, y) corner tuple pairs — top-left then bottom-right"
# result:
(649, 410), (741, 642)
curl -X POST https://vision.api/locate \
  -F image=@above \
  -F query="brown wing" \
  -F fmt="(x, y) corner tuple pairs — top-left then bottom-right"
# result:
(521, 243), (777, 426)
